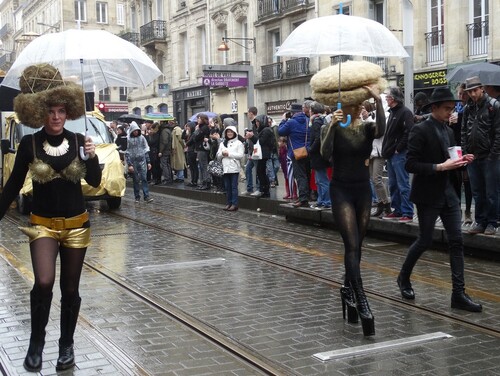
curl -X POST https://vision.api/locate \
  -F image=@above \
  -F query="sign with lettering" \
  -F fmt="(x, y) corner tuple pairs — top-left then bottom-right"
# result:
(202, 71), (248, 87)
(414, 69), (448, 89)
(266, 100), (296, 115)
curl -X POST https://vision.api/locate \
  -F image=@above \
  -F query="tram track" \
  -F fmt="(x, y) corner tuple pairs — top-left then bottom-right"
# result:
(108, 201), (500, 340)
(3, 199), (499, 375)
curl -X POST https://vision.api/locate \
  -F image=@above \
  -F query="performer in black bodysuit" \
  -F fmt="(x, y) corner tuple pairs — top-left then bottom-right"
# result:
(311, 61), (386, 336)
(0, 64), (101, 372)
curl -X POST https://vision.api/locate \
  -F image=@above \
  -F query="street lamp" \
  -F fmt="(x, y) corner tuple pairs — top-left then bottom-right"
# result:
(217, 37), (256, 53)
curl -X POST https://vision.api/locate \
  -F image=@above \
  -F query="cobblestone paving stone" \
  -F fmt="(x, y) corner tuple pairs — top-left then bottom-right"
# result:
(0, 219), (268, 376)
(89, 197), (500, 375)
(1, 193), (499, 375)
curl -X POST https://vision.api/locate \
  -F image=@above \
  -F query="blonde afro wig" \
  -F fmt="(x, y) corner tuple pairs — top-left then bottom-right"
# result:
(14, 64), (85, 128)
(310, 61), (387, 107)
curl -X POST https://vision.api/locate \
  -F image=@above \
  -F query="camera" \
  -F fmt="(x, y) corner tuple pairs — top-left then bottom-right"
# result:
(285, 111), (292, 119)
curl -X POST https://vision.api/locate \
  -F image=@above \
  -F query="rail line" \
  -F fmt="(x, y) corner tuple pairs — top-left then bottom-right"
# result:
(109, 201), (500, 339)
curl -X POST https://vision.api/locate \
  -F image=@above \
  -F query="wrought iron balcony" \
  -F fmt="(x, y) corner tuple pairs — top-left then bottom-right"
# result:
(258, 0), (309, 21)
(0, 23), (11, 39)
(285, 57), (310, 78)
(140, 20), (167, 46)
(261, 62), (283, 82)
(330, 55), (353, 65)
(425, 29), (444, 64)
(120, 32), (140, 47)
(467, 21), (489, 57)
(363, 56), (389, 75)
(0, 52), (12, 68)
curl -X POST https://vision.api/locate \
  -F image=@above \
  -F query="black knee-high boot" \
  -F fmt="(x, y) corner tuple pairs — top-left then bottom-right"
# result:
(56, 297), (81, 371)
(350, 279), (375, 336)
(24, 290), (53, 372)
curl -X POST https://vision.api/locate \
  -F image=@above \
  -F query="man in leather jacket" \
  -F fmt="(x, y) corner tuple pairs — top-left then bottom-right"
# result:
(461, 76), (500, 235)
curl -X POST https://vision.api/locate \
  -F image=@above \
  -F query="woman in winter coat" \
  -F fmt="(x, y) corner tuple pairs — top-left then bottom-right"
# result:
(245, 114), (276, 198)
(216, 125), (244, 211)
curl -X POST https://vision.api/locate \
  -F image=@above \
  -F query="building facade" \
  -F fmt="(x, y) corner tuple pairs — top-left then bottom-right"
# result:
(1, 0), (499, 129)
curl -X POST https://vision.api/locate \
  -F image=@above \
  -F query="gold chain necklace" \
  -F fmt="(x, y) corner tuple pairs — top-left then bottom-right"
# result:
(42, 138), (69, 156)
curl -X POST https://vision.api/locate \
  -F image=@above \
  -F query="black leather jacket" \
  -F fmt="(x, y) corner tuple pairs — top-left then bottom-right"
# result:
(461, 93), (500, 160)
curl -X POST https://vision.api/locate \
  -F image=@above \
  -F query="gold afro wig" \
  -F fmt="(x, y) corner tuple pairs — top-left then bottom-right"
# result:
(14, 64), (85, 128)
(310, 61), (387, 107)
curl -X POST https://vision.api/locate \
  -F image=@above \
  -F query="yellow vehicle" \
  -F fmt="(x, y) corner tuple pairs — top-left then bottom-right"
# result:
(1, 110), (125, 213)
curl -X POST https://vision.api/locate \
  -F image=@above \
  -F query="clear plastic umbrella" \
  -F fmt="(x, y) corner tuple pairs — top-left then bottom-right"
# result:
(0, 28), (162, 91)
(275, 14), (409, 58)
(276, 14), (408, 127)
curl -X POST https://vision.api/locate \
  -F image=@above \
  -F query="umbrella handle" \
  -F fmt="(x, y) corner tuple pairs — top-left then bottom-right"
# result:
(79, 132), (90, 160)
(337, 102), (351, 128)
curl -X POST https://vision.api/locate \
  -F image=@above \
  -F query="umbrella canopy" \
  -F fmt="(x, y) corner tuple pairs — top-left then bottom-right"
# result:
(189, 112), (218, 122)
(143, 112), (175, 121)
(276, 14), (408, 58)
(446, 62), (500, 85)
(118, 114), (144, 124)
(1, 29), (162, 91)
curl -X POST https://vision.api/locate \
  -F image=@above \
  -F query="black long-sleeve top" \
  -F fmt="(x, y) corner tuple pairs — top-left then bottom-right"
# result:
(331, 99), (386, 184)
(0, 128), (101, 222)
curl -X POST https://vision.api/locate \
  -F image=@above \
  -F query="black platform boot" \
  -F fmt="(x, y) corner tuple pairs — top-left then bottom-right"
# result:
(23, 291), (53, 372)
(350, 279), (375, 336)
(56, 297), (81, 371)
(340, 285), (359, 323)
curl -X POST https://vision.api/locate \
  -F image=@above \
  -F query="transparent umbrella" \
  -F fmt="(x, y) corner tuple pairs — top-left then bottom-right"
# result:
(0, 28), (162, 91)
(276, 14), (408, 126)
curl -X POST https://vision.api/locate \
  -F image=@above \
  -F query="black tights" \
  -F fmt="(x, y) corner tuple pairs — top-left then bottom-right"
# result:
(330, 181), (372, 282)
(30, 238), (86, 302)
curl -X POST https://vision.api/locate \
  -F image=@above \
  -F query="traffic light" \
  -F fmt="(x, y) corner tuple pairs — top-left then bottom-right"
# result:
(97, 102), (106, 112)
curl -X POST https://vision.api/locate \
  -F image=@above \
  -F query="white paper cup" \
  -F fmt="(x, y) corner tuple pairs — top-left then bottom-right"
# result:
(448, 146), (462, 160)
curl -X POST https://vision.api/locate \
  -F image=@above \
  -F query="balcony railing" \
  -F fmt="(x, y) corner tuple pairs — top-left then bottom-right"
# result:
(425, 29), (444, 64)
(330, 55), (353, 65)
(285, 57), (310, 78)
(262, 62), (283, 82)
(258, 0), (309, 20)
(0, 52), (12, 68)
(467, 21), (489, 57)
(0, 23), (10, 39)
(363, 56), (389, 75)
(120, 32), (140, 47)
(140, 20), (167, 45)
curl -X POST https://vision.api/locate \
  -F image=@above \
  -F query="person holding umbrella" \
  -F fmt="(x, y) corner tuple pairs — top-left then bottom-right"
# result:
(311, 61), (386, 337)
(0, 64), (102, 372)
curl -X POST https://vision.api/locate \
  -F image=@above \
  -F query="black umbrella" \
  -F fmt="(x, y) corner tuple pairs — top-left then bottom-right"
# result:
(118, 113), (144, 124)
(446, 62), (500, 85)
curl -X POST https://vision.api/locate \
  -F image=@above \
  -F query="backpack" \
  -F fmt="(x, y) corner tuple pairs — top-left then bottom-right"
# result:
(320, 119), (336, 162)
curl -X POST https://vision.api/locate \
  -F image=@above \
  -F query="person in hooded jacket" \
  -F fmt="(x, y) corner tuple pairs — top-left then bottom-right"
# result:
(245, 114), (276, 198)
(217, 125), (245, 211)
(192, 114), (211, 190)
(126, 122), (152, 203)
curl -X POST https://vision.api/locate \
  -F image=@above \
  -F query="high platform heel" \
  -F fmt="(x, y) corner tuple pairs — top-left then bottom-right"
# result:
(350, 279), (375, 337)
(340, 285), (359, 323)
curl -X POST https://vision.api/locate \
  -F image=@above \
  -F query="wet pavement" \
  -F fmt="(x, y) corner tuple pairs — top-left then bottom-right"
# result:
(0, 183), (499, 375)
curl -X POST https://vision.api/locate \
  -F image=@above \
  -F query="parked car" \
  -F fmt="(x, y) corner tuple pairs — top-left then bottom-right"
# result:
(1, 110), (125, 213)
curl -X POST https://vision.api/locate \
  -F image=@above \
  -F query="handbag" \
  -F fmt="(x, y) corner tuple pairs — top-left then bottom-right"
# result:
(207, 159), (224, 177)
(290, 125), (308, 160)
(251, 141), (263, 160)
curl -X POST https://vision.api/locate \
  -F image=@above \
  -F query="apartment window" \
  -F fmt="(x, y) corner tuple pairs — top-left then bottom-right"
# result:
(96, 2), (108, 24)
(180, 32), (189, 78)
(241, 22), (250, 62)
(198, 26), (207, 70)
(119, 87), (128, 101)
(99, 88), (110, 102)
(426, 0), (444, 63)
(372, 0), (384, 24)
(334, 3), (351, 15)
(271, 30), (280, 63)
(117, 4), (125, 25)
(468, 0), (489, 56)
(75, 0), (87, 22)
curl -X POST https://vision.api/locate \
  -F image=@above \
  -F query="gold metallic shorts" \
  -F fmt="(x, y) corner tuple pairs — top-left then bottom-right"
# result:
(19, 226), (91, 248)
